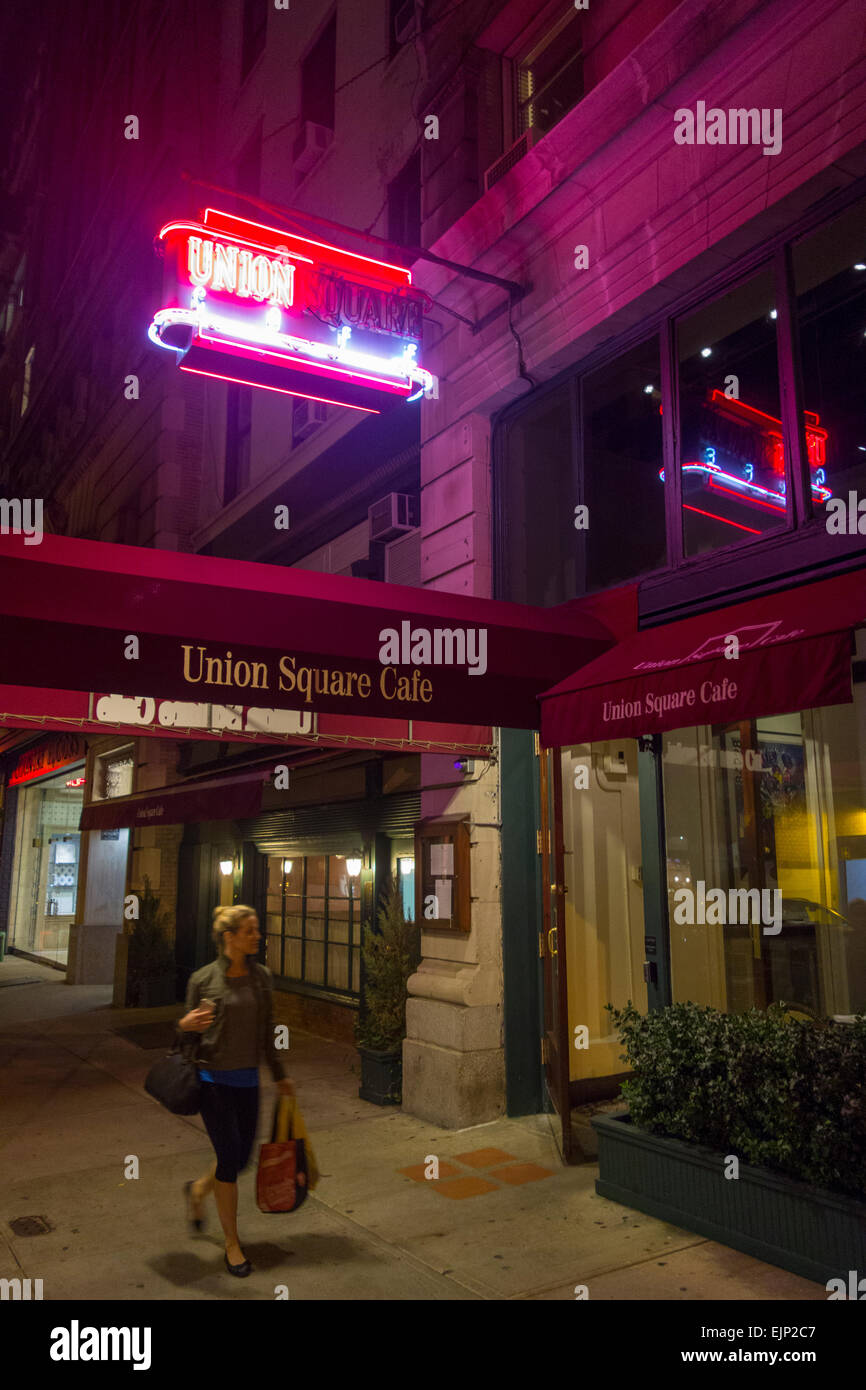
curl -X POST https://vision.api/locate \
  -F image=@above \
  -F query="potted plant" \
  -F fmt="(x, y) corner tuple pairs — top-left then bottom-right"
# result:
(593, 1000), (866, 1285)
(126, 877), (177, 1007)
(356, 876), (421, 1105)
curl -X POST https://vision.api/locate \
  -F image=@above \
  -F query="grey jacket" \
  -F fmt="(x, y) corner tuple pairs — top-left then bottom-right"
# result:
(179, 952), (287, 1082)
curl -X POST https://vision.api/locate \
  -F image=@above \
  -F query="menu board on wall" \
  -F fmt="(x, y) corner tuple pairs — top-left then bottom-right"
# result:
(414, 817), (471, 933)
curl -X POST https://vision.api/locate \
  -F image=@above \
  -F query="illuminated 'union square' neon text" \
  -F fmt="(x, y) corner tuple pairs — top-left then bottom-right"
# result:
(187, 236), (295, 307)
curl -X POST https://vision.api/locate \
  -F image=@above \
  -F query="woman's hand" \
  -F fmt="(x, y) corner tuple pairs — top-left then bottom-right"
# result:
(178, 1005), (215, 1033)
(276, 1077), (296, 1096)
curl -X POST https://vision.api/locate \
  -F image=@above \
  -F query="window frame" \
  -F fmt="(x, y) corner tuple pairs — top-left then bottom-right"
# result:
(492, 178), (866, 608)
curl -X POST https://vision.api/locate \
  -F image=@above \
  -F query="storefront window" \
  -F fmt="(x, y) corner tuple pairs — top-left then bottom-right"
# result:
(265, 853), (361, 997)
(793, 196), (866, 515)
(581, 336), (665, 590)
(662, 681), (866, 1017)
(9, 766), (85, 965)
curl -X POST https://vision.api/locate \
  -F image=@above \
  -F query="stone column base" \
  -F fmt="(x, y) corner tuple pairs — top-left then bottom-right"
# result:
(402, 997), (505, 1127)
(66, 923), (124, 985)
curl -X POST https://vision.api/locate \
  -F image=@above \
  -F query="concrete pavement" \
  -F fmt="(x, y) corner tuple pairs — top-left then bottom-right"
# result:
(0, 954), (823, 1301)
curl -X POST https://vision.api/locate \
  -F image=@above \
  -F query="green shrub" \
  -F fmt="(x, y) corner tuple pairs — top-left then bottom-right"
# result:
(608, 1000), (866, 1199)
(127, 877), (175, 988)
(355, 877), (421, 1053)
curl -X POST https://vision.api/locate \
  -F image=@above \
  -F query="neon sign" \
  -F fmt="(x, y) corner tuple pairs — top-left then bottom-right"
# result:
(659, 392), (831, 528)
(148, 208), (434, 413)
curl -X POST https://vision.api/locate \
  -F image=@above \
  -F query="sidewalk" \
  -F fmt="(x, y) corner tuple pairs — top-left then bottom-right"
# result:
(0, 954), (823, 1301)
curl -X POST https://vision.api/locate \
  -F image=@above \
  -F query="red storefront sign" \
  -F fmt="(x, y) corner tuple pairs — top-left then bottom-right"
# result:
(148, 207), (433, 412)
(8, 733), (85, 785)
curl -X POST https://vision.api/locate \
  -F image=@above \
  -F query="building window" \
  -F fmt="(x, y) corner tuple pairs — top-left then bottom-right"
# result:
(792, 196), (866, 519)
(388, 0), (414, 60)
(662, 680), (866, 1017)
(387, 151), (421, 249)
(224, 384), (252, 504)
(581, 336), (666, 590)
(235, 122), (263, 198)
(516, 8), (583, 138)
(265, 853), (362, 997)
(496, 335), (665, 604)
(240, 0), (267, 81)
(497, 379), (576, 606)
(20, 343), (35, 415)
(676, 266), (786, 558)
(300, 13), (336, 131)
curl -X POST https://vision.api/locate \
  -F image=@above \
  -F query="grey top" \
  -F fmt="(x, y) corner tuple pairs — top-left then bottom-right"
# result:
(207, 974), (258, 1070)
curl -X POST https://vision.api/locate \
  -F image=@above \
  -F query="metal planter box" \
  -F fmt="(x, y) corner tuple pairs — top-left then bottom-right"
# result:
(592, 1112), (866, 1286)
(358, 1046), (402, 1106)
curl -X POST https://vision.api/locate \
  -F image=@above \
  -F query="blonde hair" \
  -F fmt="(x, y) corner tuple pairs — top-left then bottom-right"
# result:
(212, 904), (257, 952)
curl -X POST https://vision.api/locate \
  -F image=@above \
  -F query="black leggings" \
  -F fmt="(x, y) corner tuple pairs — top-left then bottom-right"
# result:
(199, 1081), (260, 1182)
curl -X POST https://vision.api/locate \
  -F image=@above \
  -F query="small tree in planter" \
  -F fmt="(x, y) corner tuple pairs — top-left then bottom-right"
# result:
(356, 876), (421, 1105)
(126, 877), (176, 1007)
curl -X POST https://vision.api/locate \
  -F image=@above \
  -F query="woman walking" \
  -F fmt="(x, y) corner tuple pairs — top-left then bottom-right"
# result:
(177, 905), (295, 1277)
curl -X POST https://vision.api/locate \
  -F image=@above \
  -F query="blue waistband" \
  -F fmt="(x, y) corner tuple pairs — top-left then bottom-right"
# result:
(199, 1067), (259, 1087)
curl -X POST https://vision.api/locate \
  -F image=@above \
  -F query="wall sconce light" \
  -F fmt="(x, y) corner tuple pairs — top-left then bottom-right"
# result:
(219, 859), (234, 876)
(346, 857), (362, 877)
(282, 859), (293, 874)
(400, 858), (414, 875)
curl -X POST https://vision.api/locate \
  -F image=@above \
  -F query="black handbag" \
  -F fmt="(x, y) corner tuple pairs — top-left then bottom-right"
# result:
(144, 1031), (201, 1115)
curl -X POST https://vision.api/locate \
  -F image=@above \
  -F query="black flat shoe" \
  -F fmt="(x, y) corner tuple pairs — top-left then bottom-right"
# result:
(184, 1181), (204, 1232)
(224, 1252), (253, 1277)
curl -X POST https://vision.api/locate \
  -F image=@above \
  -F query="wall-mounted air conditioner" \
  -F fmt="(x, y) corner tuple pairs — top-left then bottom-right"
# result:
(293, 121), (333, 177)
(394, 0), (419, 45)
(369, 492), (414, 543)
(292, 397), (328, 445)
(483, 126), (541, 193)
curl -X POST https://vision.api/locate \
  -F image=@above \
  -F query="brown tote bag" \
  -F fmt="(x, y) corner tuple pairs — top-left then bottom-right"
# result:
(256, 1096), (310, 1213)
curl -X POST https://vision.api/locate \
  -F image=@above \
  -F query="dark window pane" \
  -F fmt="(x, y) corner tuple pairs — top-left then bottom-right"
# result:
(677, 268), (784, 557)
(241, 0), (267, 80)
(301, 15), (336, 130)
(388, 152), (421, 248)
(518, 13), (583, 136)
(224, 384), (252, 504)
(793, 198), (866, 516)
(497, 381), (575, 605)
(582, 336), (665, 589)
(235, 123), (262, 197)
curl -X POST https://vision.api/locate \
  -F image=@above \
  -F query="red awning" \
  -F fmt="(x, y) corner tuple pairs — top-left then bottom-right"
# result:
(79, 768), (270, 830)
(540, 569), (866, 747)
(0, 534), (615, 731)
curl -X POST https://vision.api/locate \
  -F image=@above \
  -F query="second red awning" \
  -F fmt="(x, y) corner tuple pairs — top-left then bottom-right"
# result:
(540, 569), (866, 747)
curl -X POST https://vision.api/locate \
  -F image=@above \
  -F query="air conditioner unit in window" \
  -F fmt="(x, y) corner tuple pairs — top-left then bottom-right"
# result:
(293, 121), (333, 177)
(369, 492), (414, 543)
(483, 126), (541, 193)
(292, 396), (328, 444)
(394, 0), (418, 45)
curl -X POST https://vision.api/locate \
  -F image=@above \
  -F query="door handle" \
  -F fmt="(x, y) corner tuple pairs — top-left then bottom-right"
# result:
(548, 927), (558, 956)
